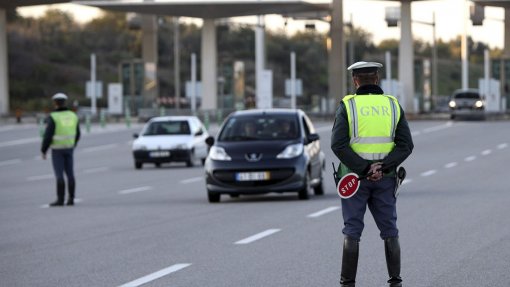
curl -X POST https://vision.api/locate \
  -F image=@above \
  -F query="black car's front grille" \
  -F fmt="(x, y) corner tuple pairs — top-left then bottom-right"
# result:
(213, 168), (295, 187)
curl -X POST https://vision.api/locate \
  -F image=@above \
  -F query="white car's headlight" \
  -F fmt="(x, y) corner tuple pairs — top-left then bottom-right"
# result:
(475, 100), (483, 108)
(449, 101), (456, 108)
(277, 143), (303, 159)
(209, 146), (232, 161)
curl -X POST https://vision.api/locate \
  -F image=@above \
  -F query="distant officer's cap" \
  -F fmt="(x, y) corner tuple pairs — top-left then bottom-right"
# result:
(52, 93), (68, 101)
(347, 61), (383, 75)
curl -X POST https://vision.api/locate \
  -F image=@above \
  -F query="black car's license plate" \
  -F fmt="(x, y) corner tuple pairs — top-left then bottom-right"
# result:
(236, 172), (270, 181)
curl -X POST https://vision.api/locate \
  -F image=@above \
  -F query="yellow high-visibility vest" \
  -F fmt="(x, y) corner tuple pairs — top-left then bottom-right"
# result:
(50, 111), (78, 149)
(342, 94), (401, 161)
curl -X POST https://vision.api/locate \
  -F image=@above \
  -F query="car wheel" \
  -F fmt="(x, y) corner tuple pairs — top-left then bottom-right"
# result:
(298, 171), (311, 200)
(135, 161), (143, 169)
(186, 149), (196, 167)
(208, 191), (220, 203)
(155, 163), (161, 168)
(314, 172), (325, 196)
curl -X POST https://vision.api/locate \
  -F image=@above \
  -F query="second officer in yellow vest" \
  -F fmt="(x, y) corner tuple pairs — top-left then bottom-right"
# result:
(331, 62), (414, 287)
(41, 93), (80, 207)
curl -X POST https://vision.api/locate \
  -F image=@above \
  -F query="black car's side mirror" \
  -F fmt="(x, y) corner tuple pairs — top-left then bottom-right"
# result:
(205, 136), (215, 146)
(133, 133), (139, 139)
(307, 133), (320, 143)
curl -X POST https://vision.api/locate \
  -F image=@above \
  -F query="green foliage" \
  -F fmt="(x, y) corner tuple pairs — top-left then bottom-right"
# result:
(6, 10), (497, 112)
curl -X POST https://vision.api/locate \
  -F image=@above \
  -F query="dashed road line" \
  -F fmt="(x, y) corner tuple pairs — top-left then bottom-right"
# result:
(83, 167), (110, 174)
(420, 170), (437, 177)
(307, 206), (340, 218)
(497, 143), (508, 149)
(27, 174), (54, 181)
(464, 156), (476, 162)
(0, 137), (40, 148)
(402, 179), (413, 185)
(0, 159), (22, 167)
(180, 177), (203, 184)
(481, 149), (492, 156)
(117, 263), (192, 287)
(40, 198), (83, 208)
(81, 143), (118, 153)
(235, 229), (281, 245)
(444, 162), (458, 168)
(118, 186), (153, 195)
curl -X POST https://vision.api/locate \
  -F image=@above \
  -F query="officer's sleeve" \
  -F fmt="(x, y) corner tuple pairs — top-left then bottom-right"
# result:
(75, 123), (80, 147)
(382, 105), (414, 170)
(330, 102), (370, 175)
(41, 116), (55, 154)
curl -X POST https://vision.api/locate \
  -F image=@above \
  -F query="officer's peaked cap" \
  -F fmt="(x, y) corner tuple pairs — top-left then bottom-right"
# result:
(52, 93), (68, 100)
(347, 61), (383, 75)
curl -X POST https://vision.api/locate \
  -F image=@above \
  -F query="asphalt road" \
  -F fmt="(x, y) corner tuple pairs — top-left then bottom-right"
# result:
(1, 119), (509, 287)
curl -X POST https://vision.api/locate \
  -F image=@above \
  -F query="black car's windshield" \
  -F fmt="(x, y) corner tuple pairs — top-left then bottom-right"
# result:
(454, 92), (480, 99)
(143, 121), (191, 136)
(218, 115), (300, 141)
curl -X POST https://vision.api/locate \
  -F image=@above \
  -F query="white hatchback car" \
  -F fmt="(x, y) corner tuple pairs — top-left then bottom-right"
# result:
(132, 116), (209, 169)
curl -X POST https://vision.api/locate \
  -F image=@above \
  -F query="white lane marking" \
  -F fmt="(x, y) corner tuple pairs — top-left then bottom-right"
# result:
(118, 186), (153, 195)
(444, 162), (458, 169)
(117, 263), (192, 287)
(402, 179), (413, 185)
(481, 149), (492, 156)
(307, 206), (340, 218)
(27, 174), (54, 181)
(81, 143), (118, 153)
(420, 170), (437, 177)
(0, 137), (40, 148)
(464, 156), (476, 162)
(497, 143), (508, 149)
(39, 198), (83, 208)
(83, 167), (110, 174)
(0, 159), (22, 167)
(422, 122), (453, 134)
(235, 229), (281, 245)
(180, 177), (203, 184)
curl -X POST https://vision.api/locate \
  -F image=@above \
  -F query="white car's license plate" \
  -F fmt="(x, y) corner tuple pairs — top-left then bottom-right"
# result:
(149, 151), (170, 158)
(236, 172), (270, 181)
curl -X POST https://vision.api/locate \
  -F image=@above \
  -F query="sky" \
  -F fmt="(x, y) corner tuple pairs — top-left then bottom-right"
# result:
(16, 0), (507, 49)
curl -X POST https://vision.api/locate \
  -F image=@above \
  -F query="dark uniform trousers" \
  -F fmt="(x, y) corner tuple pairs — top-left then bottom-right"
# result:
(341, 177), (398, 240)
(51, 148), (75, 201)
(340, 177), (402, 286)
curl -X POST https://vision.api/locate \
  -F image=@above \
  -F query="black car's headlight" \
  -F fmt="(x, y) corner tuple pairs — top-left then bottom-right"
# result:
(277, 143), (304, 159)
(209, 146), (232, 161)
(448, 100), (456, 108)
(475, 100), (483, 108)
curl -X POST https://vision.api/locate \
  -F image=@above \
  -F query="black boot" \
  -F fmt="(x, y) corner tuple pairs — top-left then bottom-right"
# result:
(340, 237), (359, 287)
(49, 180), (65, 207)
(67, 180), (75, 206)
(385, 237), (402, 287)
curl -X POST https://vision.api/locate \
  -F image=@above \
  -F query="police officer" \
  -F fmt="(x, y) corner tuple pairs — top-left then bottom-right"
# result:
(331, 62), (414, 287)
(41, 93), (81, 207)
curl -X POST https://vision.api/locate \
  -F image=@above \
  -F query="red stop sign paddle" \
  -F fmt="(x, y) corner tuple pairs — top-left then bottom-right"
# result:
(337, 173), (361, 199)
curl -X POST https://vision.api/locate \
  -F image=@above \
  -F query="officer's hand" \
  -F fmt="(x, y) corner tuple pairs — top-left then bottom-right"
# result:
(367, 162), (383, 181)
(42, 153), (46, 160)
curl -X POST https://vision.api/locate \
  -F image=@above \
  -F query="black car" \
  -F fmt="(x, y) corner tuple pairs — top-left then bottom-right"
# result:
(204, 109), (325, 203)
(448, 89), (485, 119)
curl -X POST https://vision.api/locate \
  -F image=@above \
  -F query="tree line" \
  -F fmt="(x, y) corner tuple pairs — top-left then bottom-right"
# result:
(6, 9), (501, 112)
